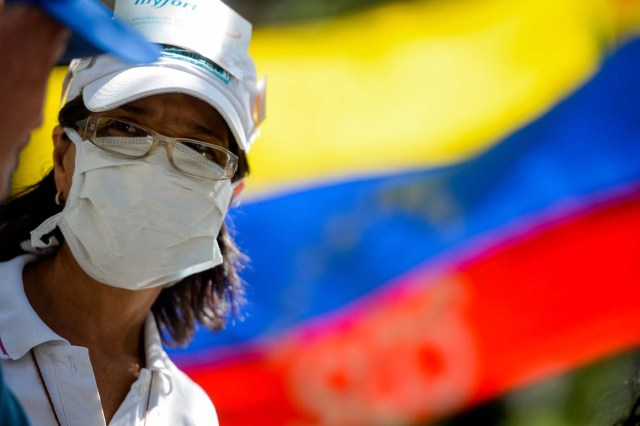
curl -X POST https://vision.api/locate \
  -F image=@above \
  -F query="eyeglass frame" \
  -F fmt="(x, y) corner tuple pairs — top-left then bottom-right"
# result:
(75, 115), (239, 181)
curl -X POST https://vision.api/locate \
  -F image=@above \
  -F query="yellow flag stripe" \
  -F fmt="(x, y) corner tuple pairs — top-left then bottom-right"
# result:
(12, 0), (639, 198)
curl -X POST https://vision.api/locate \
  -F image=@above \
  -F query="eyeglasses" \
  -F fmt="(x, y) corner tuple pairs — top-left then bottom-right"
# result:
(76, 116), (238, 181)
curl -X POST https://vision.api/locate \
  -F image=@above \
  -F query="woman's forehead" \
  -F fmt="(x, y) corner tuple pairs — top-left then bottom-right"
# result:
(112, 93), (229, 136)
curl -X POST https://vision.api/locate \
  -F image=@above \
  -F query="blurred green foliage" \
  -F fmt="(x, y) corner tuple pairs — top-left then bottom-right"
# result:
(431, 349), (640, 426)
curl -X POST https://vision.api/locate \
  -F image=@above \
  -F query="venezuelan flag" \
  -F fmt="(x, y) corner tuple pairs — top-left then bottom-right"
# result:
(14, 0), (640, 424)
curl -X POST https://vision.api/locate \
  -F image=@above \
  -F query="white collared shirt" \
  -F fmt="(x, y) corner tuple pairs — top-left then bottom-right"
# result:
(0, 255), (219, 426)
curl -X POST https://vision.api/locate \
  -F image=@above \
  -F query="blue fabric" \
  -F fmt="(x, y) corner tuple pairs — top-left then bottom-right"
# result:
(0, 366), (29, 426)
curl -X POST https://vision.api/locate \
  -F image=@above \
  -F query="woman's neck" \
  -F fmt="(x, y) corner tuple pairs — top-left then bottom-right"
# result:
(22, 243), (162, 358)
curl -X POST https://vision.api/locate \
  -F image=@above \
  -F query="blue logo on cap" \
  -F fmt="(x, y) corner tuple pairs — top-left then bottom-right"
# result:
(134, 0), (197, 11)
(161, 47), (231, 85)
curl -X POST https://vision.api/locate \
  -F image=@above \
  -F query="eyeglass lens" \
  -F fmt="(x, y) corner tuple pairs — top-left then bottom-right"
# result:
(88, 117), (236, 180)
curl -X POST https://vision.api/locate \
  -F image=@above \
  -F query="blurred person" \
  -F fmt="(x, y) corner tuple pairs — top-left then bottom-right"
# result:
(0, 0), (265, 424)
(0, 0), (159, 200)
(0, 1), (158, 424)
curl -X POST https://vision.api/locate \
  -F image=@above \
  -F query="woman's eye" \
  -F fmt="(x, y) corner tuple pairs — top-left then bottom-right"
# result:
(195, 145), (212, 157)
(100, 120), (143, 136)
(113, 122), (137, 134)
(184, 142), (226, 163)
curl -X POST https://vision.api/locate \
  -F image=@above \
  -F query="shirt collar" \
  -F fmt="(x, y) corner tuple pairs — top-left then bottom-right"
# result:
(0, 255), (176, 392)
(0, 255), (68, 361)
(144, 313), (175, 393)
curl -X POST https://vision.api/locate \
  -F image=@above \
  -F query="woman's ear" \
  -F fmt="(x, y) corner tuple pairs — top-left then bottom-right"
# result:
(52, 126), (75, 199)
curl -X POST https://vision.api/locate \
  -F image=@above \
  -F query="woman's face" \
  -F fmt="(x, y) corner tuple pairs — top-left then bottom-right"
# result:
(53, 93), (231, 198)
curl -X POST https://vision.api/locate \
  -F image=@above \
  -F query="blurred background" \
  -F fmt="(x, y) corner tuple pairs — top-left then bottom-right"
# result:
(12, 0), (640, 425)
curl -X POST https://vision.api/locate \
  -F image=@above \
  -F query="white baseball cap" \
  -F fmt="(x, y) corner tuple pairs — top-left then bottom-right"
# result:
(62, 0), (266, 151)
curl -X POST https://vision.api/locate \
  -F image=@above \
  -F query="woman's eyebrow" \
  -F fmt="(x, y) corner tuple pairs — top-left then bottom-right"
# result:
(115, 104), (226, 140)
(190, 123), (225, 139)
(117, 104), (148, 116)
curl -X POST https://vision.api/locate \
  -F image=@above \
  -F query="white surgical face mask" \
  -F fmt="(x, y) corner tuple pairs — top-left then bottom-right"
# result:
(23, 128), (233, 290)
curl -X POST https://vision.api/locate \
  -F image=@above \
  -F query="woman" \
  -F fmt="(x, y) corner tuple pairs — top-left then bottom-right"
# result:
(0, 1), (265, 424)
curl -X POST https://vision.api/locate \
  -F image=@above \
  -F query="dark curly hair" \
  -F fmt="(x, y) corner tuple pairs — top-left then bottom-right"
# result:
(0, 95), (250, 347)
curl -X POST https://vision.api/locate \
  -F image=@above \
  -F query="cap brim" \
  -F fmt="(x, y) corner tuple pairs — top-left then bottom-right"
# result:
(42, 0), (159, 64)
(82, 66), (248, 150)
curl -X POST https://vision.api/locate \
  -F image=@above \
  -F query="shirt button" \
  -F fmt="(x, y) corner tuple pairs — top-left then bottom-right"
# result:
(138, 383), (149, 396)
